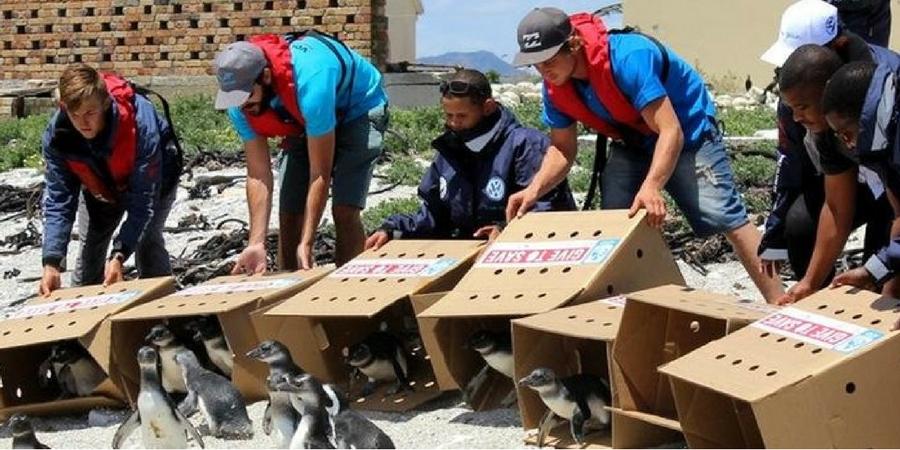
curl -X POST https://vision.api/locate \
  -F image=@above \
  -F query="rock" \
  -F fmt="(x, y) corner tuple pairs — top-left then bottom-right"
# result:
(522, 92), (542, 101)
(753, 129), (778, 140)
(496, 92), (520, 108)
(731, 97), (756, 108)
(88, 408), (129, 427)
(748, 86), (764, 98)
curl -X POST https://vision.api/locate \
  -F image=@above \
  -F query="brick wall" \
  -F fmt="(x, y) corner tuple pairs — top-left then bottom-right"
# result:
(0, 0), (386, 80)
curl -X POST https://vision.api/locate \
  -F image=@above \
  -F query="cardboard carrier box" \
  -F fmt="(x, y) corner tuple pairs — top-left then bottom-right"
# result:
(0, 278), (175, 418)
(110, 269), (329, 404)
(610, 285), (779, 448)
(260, 240), (483, 411)
(418, 210), (684, 411)
(661, 286), (900, 448)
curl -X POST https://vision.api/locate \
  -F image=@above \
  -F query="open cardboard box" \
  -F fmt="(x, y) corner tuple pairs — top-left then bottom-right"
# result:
(610, 284), (779, 448)
(418, 210), (685, 411)
(0, 277), (175, 418)
(110, 269), (330, 404)
(660, 286), (900, 448)
(262, 240), (483, 411)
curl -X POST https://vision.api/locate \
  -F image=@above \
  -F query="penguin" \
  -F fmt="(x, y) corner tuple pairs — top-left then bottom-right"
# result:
(173, 349), (254, 440)
(272, 373), (394, 449)
(145, 324), (188, 395)
(518, 368), (611, 447)
(186, 316), (233, 377)
(466, 329), (517, 407)
(8, 414), (49, 449)
(37, 341), (105, 398)
(347, 331), (411, 396)
(246, 340), (303, 448)
(111, 346), (205, 449)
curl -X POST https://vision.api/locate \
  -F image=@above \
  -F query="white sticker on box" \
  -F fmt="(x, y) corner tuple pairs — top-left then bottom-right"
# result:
(475, 239), (621, 268)
(752, 307), (884, 353)
(8, 291), (141, 319)
(330, 258), (458, 278)
(172, 278), (302, 297)
(600, 295), (627, 308)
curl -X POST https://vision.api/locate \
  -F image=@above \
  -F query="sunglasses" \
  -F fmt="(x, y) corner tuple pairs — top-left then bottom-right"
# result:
(439, 80), (490, 98)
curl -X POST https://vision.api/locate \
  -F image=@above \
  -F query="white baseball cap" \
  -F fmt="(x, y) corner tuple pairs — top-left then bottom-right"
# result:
(761, 0), (839, 67)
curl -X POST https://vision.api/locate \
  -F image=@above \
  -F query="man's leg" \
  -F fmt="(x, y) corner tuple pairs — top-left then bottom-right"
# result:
(134, 187), (177, 278)
(331, 104), (388, 266)
(277, 142), (311, 271)
(599, 141), (648, 209)
(72, 193), (125, 286)
(665, 136), (784, 301)
(784, 192), (826, 282)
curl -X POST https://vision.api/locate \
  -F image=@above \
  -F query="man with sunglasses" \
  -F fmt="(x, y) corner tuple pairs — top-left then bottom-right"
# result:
(506, 7), (784, 302)
(213, 33), (387, 273)
(365, 69), (575, 250)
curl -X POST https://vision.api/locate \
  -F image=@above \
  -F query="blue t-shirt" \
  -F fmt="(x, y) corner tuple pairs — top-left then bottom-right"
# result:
(542, 33), (716, 150)
(228, 35), (387, 139)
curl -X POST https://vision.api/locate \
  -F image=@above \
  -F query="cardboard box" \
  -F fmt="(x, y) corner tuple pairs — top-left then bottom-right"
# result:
(419, 210), (685, 411)
(660, 287), (900, 448)
(110, 269), (330, 404)
(0, 277), (175, 418)
(610, 284), (778, 448)
(262, 240), (483, 411)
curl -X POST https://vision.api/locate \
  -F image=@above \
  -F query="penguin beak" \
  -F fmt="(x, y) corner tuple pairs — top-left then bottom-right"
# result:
(246, 347), (262, 359)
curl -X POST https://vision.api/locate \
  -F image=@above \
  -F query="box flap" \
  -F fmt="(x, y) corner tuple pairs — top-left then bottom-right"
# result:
(421, 211), (644, 318)
(112, 269), (329, 321)
(511, 297), (626, 341)
(0, 278), (175, 349)
(625, 285), (778, 322)
(267, 240), (481, 318)
(660, 287), (894, 403)
(610, 407), (683, 432)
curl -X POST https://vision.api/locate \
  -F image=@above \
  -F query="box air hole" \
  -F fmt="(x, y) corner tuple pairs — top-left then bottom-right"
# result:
(378, 278), (386, 283)
(469, 295), (478, 300)
(397, 253), (406, 257)
(562, 267), (571, 273)
(607, 306), (616, 310)
(835, 309), (845, 315)
(766, 370), (777, 376)
(219, 301), (228, 305)
(636, 249), (644, 258)
(568, 315), (577, 319)
(198, 302), (206, 306)
(569, 231), (579, 238)
(845, 382), (856, 394)
(852, 314), (862, 320)
(24, 316), (32, 321)
(310, 296), (319, 302)
(516, 269), (525, 275)
(794, 343), (804, 349)
(16, 387), (22, 398)
(606, 285), (614, 295)
(776, 337), (787, 343)
(436, 253), (445, 258)
(547, 232), (556, 238)
(871, 319), (882, 325)
(760, 332), (770, 338)
(749, 365), (759, 371)
(539, 268), (548, 274)
(348, 297), (356, 302)
(538, 293), (547, 298)
(524, 232), (533, 239)
(416, 253), (425, 257)
(177, 304), (186, 308)
(585, 318), (595, 323)
(329, 297), (338, 302)
(367, 297), (376, 302)
(602, 322), (612, 326)
(397, 278), (406, 283)
(378, 253), (387, 258)
(359, 278), (367, 282)
(341, 278), (349, 283)
(157, 304), (166, 309)
(817, 304), (828, 310)
(732, 359), (742, 365)
(715, 354), (725, 360)
(515, 294), (524, 299)
(812, 348), (822, 354)
(494, 269), (502, 275)
(24, 328), (31, 333)
(491, 294), (500, 300)
(593, 230), (602, 236)
(2, 331), (9, 336)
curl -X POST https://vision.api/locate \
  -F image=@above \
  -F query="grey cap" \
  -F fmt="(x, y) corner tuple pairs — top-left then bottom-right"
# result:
(513, 7), (572, 67)
(213, 41), (267, 110)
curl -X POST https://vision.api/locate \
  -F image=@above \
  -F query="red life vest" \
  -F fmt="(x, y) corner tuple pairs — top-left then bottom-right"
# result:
(66, 73), (137, 203)
(243, 34), (306, 138)
(545, 13), (654, 140)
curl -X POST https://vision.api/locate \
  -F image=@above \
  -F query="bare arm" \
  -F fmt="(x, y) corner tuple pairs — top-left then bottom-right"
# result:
(639, 96), (683, 192)
(800, 170), (858, 290)
(244, 137), (274, 246)
(299, 131), (336, 267)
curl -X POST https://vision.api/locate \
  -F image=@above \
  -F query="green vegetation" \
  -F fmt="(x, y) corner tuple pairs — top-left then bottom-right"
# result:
(361, 196), (421, 232)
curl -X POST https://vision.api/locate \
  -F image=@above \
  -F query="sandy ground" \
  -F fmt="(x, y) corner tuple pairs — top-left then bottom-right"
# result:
(0, 164), (864, 449)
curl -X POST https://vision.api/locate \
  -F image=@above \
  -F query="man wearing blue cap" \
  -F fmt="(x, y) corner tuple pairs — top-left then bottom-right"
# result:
(213, 33), (387, 272)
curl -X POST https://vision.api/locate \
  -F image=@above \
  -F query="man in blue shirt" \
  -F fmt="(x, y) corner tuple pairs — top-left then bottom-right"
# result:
(506, 7), (784, 302)
(214, 33), (388, 272)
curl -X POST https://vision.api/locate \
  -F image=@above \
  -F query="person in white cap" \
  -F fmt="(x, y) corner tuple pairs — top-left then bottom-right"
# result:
(827, 0), (891, 46)
(758, 0), (898, 304)
(213, 33), (388, 272)
(506, 7), (785, 302)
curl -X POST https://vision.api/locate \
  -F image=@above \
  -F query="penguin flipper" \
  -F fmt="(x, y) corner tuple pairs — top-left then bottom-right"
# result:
(262, 401), (273, 435)
(177, 390), (198, 417)
(111, 410), (140, 449)
(536, 409), (558, 448)
(174, 406), (206, 449)
(462, 365), (490, 404)
(571, 408), (587, 446)
(57, 365), (76, 399)
(389, 350), (411, 393)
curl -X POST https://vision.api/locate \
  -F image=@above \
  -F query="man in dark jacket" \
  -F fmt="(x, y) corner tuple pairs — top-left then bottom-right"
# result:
(828, 0), (891, 46)
(39, 64), (181, 295)
(365, 69), (575, 249)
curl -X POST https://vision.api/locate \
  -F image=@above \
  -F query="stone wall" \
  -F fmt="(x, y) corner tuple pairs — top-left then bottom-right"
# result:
(0, 0), (387, 80)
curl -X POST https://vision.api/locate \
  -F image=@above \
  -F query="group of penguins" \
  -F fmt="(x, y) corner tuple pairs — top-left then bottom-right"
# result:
(9, 319), (615, 449)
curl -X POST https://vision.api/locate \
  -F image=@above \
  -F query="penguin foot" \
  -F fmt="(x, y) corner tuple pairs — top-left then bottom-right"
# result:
(360, 381), (377, 397)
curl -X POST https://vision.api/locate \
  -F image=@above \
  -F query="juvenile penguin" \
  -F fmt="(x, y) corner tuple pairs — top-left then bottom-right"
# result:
(145, 324), (188, 395)
(174, 349), (253, 440)
(273, 373), (395, 449)
(467, 329), (517, 406)
(246, 340), (303, 448)
(111, 346), (204, 449)
(519, 368), (611, 447)
(347, 331), (410, 396)
(8, 414), (49, 449)
(38, 341), (105, 398)
(186, 317), (233, 377)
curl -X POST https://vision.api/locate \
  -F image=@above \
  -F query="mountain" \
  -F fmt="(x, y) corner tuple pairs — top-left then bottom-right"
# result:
(417, 50), (531, 79)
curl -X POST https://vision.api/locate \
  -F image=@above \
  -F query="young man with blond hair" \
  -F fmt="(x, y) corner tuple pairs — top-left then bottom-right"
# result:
(39, 64), (181, 295)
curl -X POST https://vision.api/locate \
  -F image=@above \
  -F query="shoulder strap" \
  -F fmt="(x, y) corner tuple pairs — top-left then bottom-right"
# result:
(609, 26), (670, 83)
(286, 30), (357, 115)
(129, 83), (184, 156)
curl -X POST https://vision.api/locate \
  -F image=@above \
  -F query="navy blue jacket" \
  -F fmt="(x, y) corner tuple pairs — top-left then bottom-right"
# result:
(41, 94), (181, 268)
(381, 106), (575, 239)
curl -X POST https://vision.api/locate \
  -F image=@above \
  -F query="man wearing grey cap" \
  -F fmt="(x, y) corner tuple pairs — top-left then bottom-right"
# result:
(213, 32), (387, 272)
(505, 7), (785, 302)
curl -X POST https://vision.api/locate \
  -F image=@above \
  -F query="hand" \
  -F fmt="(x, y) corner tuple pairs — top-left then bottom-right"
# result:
(506, 188), (539, 222)
(39, 266), (61, 297)
(831, 267), (877, 291)
(473, 225), (501, 241)
(231, 243), (268, 275)
(775, 279), (815, 306)
(103, 257), (124, 287)
(296, 241), (315, 270)
(365, 230), (391, 251)
(629, 186), (667, 228)
(759, 259), (783, 279)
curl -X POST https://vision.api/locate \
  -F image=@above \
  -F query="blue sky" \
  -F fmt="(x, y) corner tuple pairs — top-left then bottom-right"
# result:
(416, 1), (622, 61)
